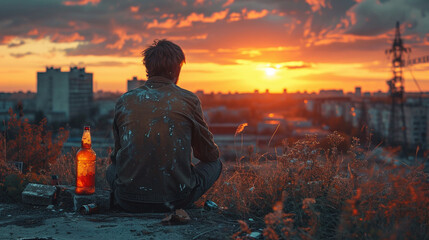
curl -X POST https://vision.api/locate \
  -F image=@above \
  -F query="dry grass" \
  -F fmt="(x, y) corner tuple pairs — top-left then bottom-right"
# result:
(1, 113), (427, 239)
(201, 132), (429, 239)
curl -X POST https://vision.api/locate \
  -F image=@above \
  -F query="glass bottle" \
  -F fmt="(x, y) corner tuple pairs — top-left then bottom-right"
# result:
(75, 126), (96, 195)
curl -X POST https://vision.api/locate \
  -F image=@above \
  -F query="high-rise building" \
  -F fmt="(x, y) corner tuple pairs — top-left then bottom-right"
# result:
(319, 89), (344, 97)
(355, 87), (362, 97)
(36, 66), (93, 122)
(127, 76), (146, 91)
(405, 104), (429, 150)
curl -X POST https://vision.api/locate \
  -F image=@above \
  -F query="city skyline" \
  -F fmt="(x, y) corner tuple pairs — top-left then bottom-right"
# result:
(1, 67), (416, 96)
(0, 0), (429, 93)
(0, 66), (428, 95)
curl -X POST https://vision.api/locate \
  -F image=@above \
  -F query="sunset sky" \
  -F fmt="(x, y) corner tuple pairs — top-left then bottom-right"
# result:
(1, 0), (428, 93)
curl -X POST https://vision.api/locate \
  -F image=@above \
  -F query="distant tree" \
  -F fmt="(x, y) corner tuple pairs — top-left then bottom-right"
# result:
(34, 110), (45, 125)
(14, 102), (24, 118)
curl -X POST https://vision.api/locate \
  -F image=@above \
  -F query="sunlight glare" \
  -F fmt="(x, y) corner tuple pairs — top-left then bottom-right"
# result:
(265, 67), (276, 76)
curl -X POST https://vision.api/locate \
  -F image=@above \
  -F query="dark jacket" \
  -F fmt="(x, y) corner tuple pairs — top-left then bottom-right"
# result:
(110, 76), (219, 203)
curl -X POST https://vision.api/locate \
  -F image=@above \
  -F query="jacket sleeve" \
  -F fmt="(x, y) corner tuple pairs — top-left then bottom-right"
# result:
(191, 99), (220, 162)
(110, 101), (122, 165)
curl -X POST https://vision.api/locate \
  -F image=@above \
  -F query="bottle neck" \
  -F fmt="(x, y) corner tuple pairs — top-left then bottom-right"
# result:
(81, 129), (92, 149)
(81, 142), (91, 149)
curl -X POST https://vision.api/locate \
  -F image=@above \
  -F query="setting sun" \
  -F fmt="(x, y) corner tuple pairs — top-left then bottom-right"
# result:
(265, 67), (277, 76)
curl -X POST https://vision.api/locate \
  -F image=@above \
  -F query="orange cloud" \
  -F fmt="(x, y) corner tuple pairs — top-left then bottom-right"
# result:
(308, 31), (390, 47)
(160, 13), (175, 19)
(218, 46), (299, 56)
(51, 32), (85, 42)
(106, 28), (142, 49)
(1, 35), (15, 44)
(130, 6), (139, 13)
(91, 34), (106, 44)
(284, 18), (301, 34)
(346, 10), (356, 26)
(331, 11), (357, 35)
(302, 10), (397, 47)
(222, 0), (234, 7)
(147, 19), (178, 29)
(305, 0), (326, 12)
(243, 9), (269, 20)
(68, 21), (90, 30)
(63, 0), (100, 6)
(339, 18), (349, 29)
(194, 0), (204, 5)
(169, 34), (208, 41)
(303, 16), (313, 38)
(177, 9), (229, 27)
(278, 61), (312, 69)
(271, 9), (286, 17)
(424, 33), (429, 46)
(175, 0), (187, 6)
(240, 50), (261, 57)
(186, 49), (210, 53)
(227, 12), (241, 22)
(27, 29), (39, 36)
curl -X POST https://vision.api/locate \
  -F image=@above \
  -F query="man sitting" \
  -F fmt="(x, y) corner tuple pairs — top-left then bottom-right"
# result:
(106, 39), (222, 213)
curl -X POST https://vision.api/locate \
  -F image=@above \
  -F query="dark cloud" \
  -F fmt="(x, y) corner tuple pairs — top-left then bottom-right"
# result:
(346, 0), (429, 37)
(7, 40), (25, 48)
(285, 63), (312, 70)
(10, 52), (33, 58)
(299, 38), (391, 63)
(0, 0), (428, 63)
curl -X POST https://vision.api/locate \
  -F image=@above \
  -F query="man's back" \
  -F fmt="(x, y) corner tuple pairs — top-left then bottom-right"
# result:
(111, 76), (219, 204)
(106, 39), (221, 212)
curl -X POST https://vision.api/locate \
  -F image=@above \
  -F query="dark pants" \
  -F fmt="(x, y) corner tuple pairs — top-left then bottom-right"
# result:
(106, 160), (222, 213)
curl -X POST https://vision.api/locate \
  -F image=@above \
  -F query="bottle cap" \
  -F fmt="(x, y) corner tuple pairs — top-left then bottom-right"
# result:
(79, 203), (99, 215)
(204, 200), (218, 210)
(84, 126), (90, 130)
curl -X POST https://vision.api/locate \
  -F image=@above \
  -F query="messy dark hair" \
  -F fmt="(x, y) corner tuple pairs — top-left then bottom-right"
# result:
(142, 39), (186, 79)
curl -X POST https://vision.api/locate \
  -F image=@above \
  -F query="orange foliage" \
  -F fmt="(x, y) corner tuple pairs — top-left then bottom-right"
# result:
(3, 109), (69, 173)
(199, 130), (428, 239)
(232, 220), (252, 239)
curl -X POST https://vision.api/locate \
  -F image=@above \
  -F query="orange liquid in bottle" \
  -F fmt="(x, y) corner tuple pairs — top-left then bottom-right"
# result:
(75, 126), (96, 195)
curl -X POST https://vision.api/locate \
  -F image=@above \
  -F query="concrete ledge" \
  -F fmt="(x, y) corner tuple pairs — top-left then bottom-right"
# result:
(73, 189), (111, 211)
(22, 184), (111, 212)
(22, 183), (57, 206)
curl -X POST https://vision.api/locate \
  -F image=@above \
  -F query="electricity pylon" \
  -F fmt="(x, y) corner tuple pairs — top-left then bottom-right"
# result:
(385, 21), (409, 152)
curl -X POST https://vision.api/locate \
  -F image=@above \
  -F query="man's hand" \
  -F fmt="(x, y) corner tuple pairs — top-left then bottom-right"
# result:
(161, 209), (191, 225)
